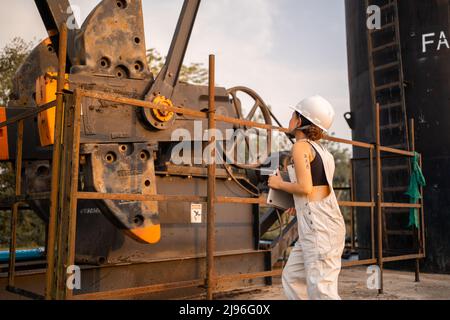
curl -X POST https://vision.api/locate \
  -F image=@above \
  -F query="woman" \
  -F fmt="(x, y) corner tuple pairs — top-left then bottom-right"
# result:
(268, 95), (346, 300)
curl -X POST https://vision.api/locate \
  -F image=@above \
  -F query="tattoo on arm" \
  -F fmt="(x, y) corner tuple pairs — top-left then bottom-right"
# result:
(304, 154), (310, 170)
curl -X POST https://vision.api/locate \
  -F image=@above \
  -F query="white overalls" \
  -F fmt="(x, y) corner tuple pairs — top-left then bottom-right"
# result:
(282, 139), (346, 300)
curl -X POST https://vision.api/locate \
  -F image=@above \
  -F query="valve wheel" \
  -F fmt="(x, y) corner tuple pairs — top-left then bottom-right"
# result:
(227, 86), (273, 169)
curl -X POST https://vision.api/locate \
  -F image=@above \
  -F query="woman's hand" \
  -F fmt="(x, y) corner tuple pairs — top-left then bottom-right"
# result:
(268, 172), (283, 190)
(284, 208), (297, 217)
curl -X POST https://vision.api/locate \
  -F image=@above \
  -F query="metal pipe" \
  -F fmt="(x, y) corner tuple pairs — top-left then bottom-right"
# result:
(216, 270), (282, 283)
(381, 203), (421, 208)
(382, 254), (425, 263)
(7, 120), (23, 288)
(350, 160), (356, 251)
(409, 118), (421, 283)
(76, 192), (207, 203)
(206, 54), (216, 300)
(45, 22), (68, 300)
(419, 153), (426, 257)
(352, 154), (411, 161)
(326, 135), (374, 150)
(75, 190), (384, 207)
(80, 89), (208, 119)
(343, 258), (378, 268)
(338, 201), (375, 208)
(214, 114), (289, 133)
(52, 91), (70, 300)
(71, 279), (205, 300)
(6, 286), (44, 300)
(0, 101), (56, 129)
(379, 146), (414, 157)
(375, 103), (384, 294)
(66, 90), (82, 299)
(76, 190), (412, 208)
(370, 148), (376, 260)
(0, 248), (45, 263)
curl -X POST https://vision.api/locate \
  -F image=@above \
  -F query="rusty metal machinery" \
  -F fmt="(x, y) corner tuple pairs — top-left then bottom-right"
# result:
(0, 0), (294, 298)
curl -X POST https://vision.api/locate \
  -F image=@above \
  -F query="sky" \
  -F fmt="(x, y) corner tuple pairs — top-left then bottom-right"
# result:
(0, 0), (351, 140)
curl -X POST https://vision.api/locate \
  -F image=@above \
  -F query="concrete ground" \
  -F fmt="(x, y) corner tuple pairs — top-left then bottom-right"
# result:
(2, 266), (449, 300)
(217, 267), (450, 300)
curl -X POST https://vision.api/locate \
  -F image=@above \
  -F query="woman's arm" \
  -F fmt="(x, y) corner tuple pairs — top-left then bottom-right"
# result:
(268, 142), (314, 197)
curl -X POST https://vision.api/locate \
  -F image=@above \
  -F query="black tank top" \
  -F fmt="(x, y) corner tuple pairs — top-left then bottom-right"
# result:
(290, 141), (329, 187)
(309, 143), (329, 187)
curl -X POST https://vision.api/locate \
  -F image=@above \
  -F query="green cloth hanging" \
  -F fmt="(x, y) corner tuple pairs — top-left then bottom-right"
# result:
(404, 152), (426, 228)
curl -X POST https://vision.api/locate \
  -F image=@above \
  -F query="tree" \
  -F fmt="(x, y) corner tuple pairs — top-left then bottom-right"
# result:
(0, 37), (31, 106)
(147, 48), (208, 85)
(322, 135), (352, 188)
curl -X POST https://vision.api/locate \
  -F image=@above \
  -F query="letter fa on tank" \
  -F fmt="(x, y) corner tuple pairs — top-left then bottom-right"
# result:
(422, 31), (450, 53)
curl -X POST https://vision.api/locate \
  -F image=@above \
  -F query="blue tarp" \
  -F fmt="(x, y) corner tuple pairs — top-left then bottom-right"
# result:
(0, 248), (45, 263)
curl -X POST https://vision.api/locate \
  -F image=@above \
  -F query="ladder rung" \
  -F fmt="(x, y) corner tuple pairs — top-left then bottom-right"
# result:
(380, 145), (410, 152)
(374, 61), (400, 72)
(375, 81), (401, 91)
(384, 207), (410, 213)
(380, 123), (404, 130)
(386, 230), (415, 236)
(382, 164), (409, 171)
(385, 143), (409, 150)
(381, 21), (397, 30)
(373, 41), (398, 53)
(384, 186), (409, 192)
(370, 21), (396, 33)
(380, 2), (396, 11)
(380, 102), (402, 110)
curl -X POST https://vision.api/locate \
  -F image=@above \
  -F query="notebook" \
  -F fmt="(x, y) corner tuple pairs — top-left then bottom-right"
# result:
(266, 167), (295, 211)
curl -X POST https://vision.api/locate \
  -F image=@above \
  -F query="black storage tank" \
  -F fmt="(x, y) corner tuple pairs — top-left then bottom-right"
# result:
(345, 0), (450, 273)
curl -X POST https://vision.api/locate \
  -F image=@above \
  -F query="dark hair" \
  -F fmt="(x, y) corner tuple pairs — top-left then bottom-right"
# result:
(297, 113), (324, 141)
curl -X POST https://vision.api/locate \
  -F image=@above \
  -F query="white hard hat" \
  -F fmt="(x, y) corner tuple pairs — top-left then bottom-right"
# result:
(290, 95), (335, 132)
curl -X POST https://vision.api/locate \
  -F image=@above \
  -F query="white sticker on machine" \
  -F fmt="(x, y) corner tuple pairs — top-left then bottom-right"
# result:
(191, 203), (202, 224)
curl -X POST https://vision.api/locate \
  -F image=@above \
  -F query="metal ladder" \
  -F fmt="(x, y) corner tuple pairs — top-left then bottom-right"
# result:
(366, 0), (415, 254)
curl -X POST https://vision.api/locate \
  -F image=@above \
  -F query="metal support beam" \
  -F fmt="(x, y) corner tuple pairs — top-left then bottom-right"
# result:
(45, 23), (68, 300)
(34, 0), (75, 67)
(409, 118), (421, 283)
(375, 103), (384, 294)
(370, 148), (376, 260)
(66, 91), (82, 299)
(146, 0), (201, 98)
(206, 54), (216, 300)
(7, 120), (23, 288)
(52, 90), (82, 300)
